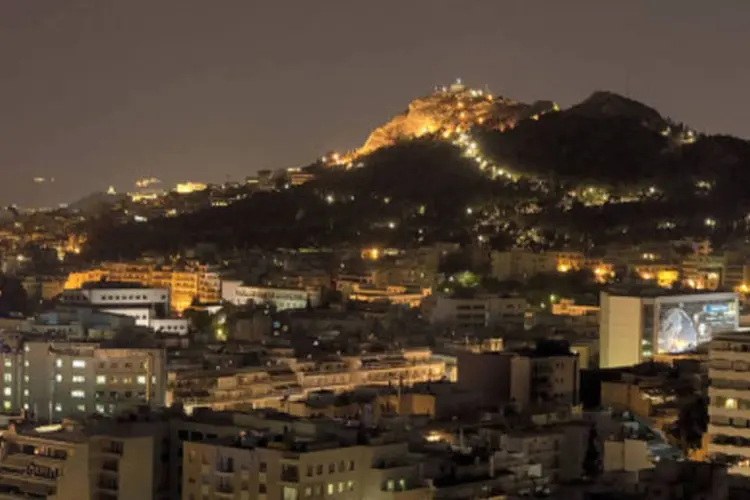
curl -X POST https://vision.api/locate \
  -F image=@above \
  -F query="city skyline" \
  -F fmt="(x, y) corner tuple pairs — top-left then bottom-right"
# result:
(3, 1), (750, 206)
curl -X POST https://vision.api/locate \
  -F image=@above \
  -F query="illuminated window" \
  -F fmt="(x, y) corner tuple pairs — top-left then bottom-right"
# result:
(22, 403), (28, 410)
(72, 376), (85, 383)
(327, 484), (334, 495)
(96, 376), (106, 384)
(95, 404), (105, 413)
(3, 360), (11, 368)
(76, 405), (85, 412)
(3, 388), (11, 396)
(56, 359), (63, 368)
(3, 374), (11, 382)
(54, 404), (62, 412)
(3, 402), (10, 410)
(55, 374), (62, 383)
(23, 389), (28, 397)
(72, 360), (86, 368)
(726, 398), (738, 409)
(71, 390), (85, 399)
(137, 376), (146, 385)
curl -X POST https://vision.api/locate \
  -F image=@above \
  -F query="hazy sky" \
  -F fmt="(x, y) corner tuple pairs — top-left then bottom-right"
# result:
(2, 1), (749, 207)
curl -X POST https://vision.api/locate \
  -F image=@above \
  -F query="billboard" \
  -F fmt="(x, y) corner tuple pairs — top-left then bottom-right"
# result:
(656, 297), (738, 354)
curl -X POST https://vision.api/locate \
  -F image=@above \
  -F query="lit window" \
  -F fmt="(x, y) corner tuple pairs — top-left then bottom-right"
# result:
(72, 360), (86, 368)
(3, 360), (11, 368)
(71, 390), (85, 399)
(137, 376), (146, 385)
(56, 359), (63, 368)
(54, 403), (62, 412)
(76, 405), (85, 412)
(327, 484), (334, 495)
(3, 374), (11, 382)
(96, 375), (106, 384)
(726, 398), (738, 409)
(72, 376), (85, 383)
(23, 375), (28, 383)
(3, 401), (10, 410)
(22, 403), (28, 410)
(55, 374), (62, 383)
(24, 361), (29, 367)
(338, 482), (344, 493)
(3, 388), (11, 396)
(23, 389), (28, 397)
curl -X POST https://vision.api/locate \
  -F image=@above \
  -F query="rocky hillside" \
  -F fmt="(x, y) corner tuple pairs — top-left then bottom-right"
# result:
(358, 80), (556, 155)
(83, 85), (750, 259)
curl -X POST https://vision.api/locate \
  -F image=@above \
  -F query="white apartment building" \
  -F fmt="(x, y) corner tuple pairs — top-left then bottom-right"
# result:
(61, 285), (170, 311)
(0, 340), (167, 422)
(599, 289), (738, 368)
(222, 281), (321, 311)
(60, 284), (189, 333)
(707, 331), (750, 476)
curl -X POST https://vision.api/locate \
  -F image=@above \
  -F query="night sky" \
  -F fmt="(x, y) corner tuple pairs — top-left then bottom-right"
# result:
(2, 1), (749, 207)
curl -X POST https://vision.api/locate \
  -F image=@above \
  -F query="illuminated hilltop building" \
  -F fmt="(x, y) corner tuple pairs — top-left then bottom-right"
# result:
(174, 182), (207, 194)
(65, 262), (220, 313)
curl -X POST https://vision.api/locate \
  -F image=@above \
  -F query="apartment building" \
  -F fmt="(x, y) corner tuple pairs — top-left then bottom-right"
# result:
(168, 350), (446, 413)
(0, 340), (166, 422)
(65, 262), (221, 313)
(348, 284), (429, 308)
(490, 249), (584, 281)
(182, 432), (430, 500)
(0, 419), (167, 500)
(427, 294), (526, 329)
(457, 342), (580, 411)
(707, 331), (750, 476)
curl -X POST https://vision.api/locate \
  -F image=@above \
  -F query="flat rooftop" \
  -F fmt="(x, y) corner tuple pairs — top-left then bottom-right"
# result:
(603, 286), (736, 299)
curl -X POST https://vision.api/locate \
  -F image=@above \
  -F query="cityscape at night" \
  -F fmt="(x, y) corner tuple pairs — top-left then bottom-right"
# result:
(2, 2), (750, 499)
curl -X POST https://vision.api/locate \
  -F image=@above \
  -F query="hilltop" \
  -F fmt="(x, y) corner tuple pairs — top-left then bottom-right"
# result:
(357, 80), (557, 156)
(83, 83), (750, 259)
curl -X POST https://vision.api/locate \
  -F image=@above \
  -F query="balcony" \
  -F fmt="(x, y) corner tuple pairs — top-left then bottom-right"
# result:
(100, 444), (124, 457)
(101, 460), (119, 473)
(280, 467), (300, 483)
(214, 485), (234, 497)
(97, 480), (119, 493)
(215, 463), (235, 475)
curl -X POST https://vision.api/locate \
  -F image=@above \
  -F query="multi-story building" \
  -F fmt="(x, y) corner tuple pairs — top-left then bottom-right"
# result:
(682, 254), (726, 290)
(59, 282), (190, 333)
(491, 249), (584, 281)
(456, 341), (580, 411)
(0, 418), (168, 500)
(168, 350), (446, 414)
(348, 284), (429, 308)
(0, 339), (166, 422)
(427, 293), (526, 329)
(599, 288), (739, 368)
(221, 281), (321, 311)
(65, 262), (221, 313)
(182, 430), (430, 500)
(707, 331), (750, 476)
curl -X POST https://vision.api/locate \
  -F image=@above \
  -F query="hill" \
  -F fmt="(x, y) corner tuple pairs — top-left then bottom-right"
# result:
(83, 87), (750, 259)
